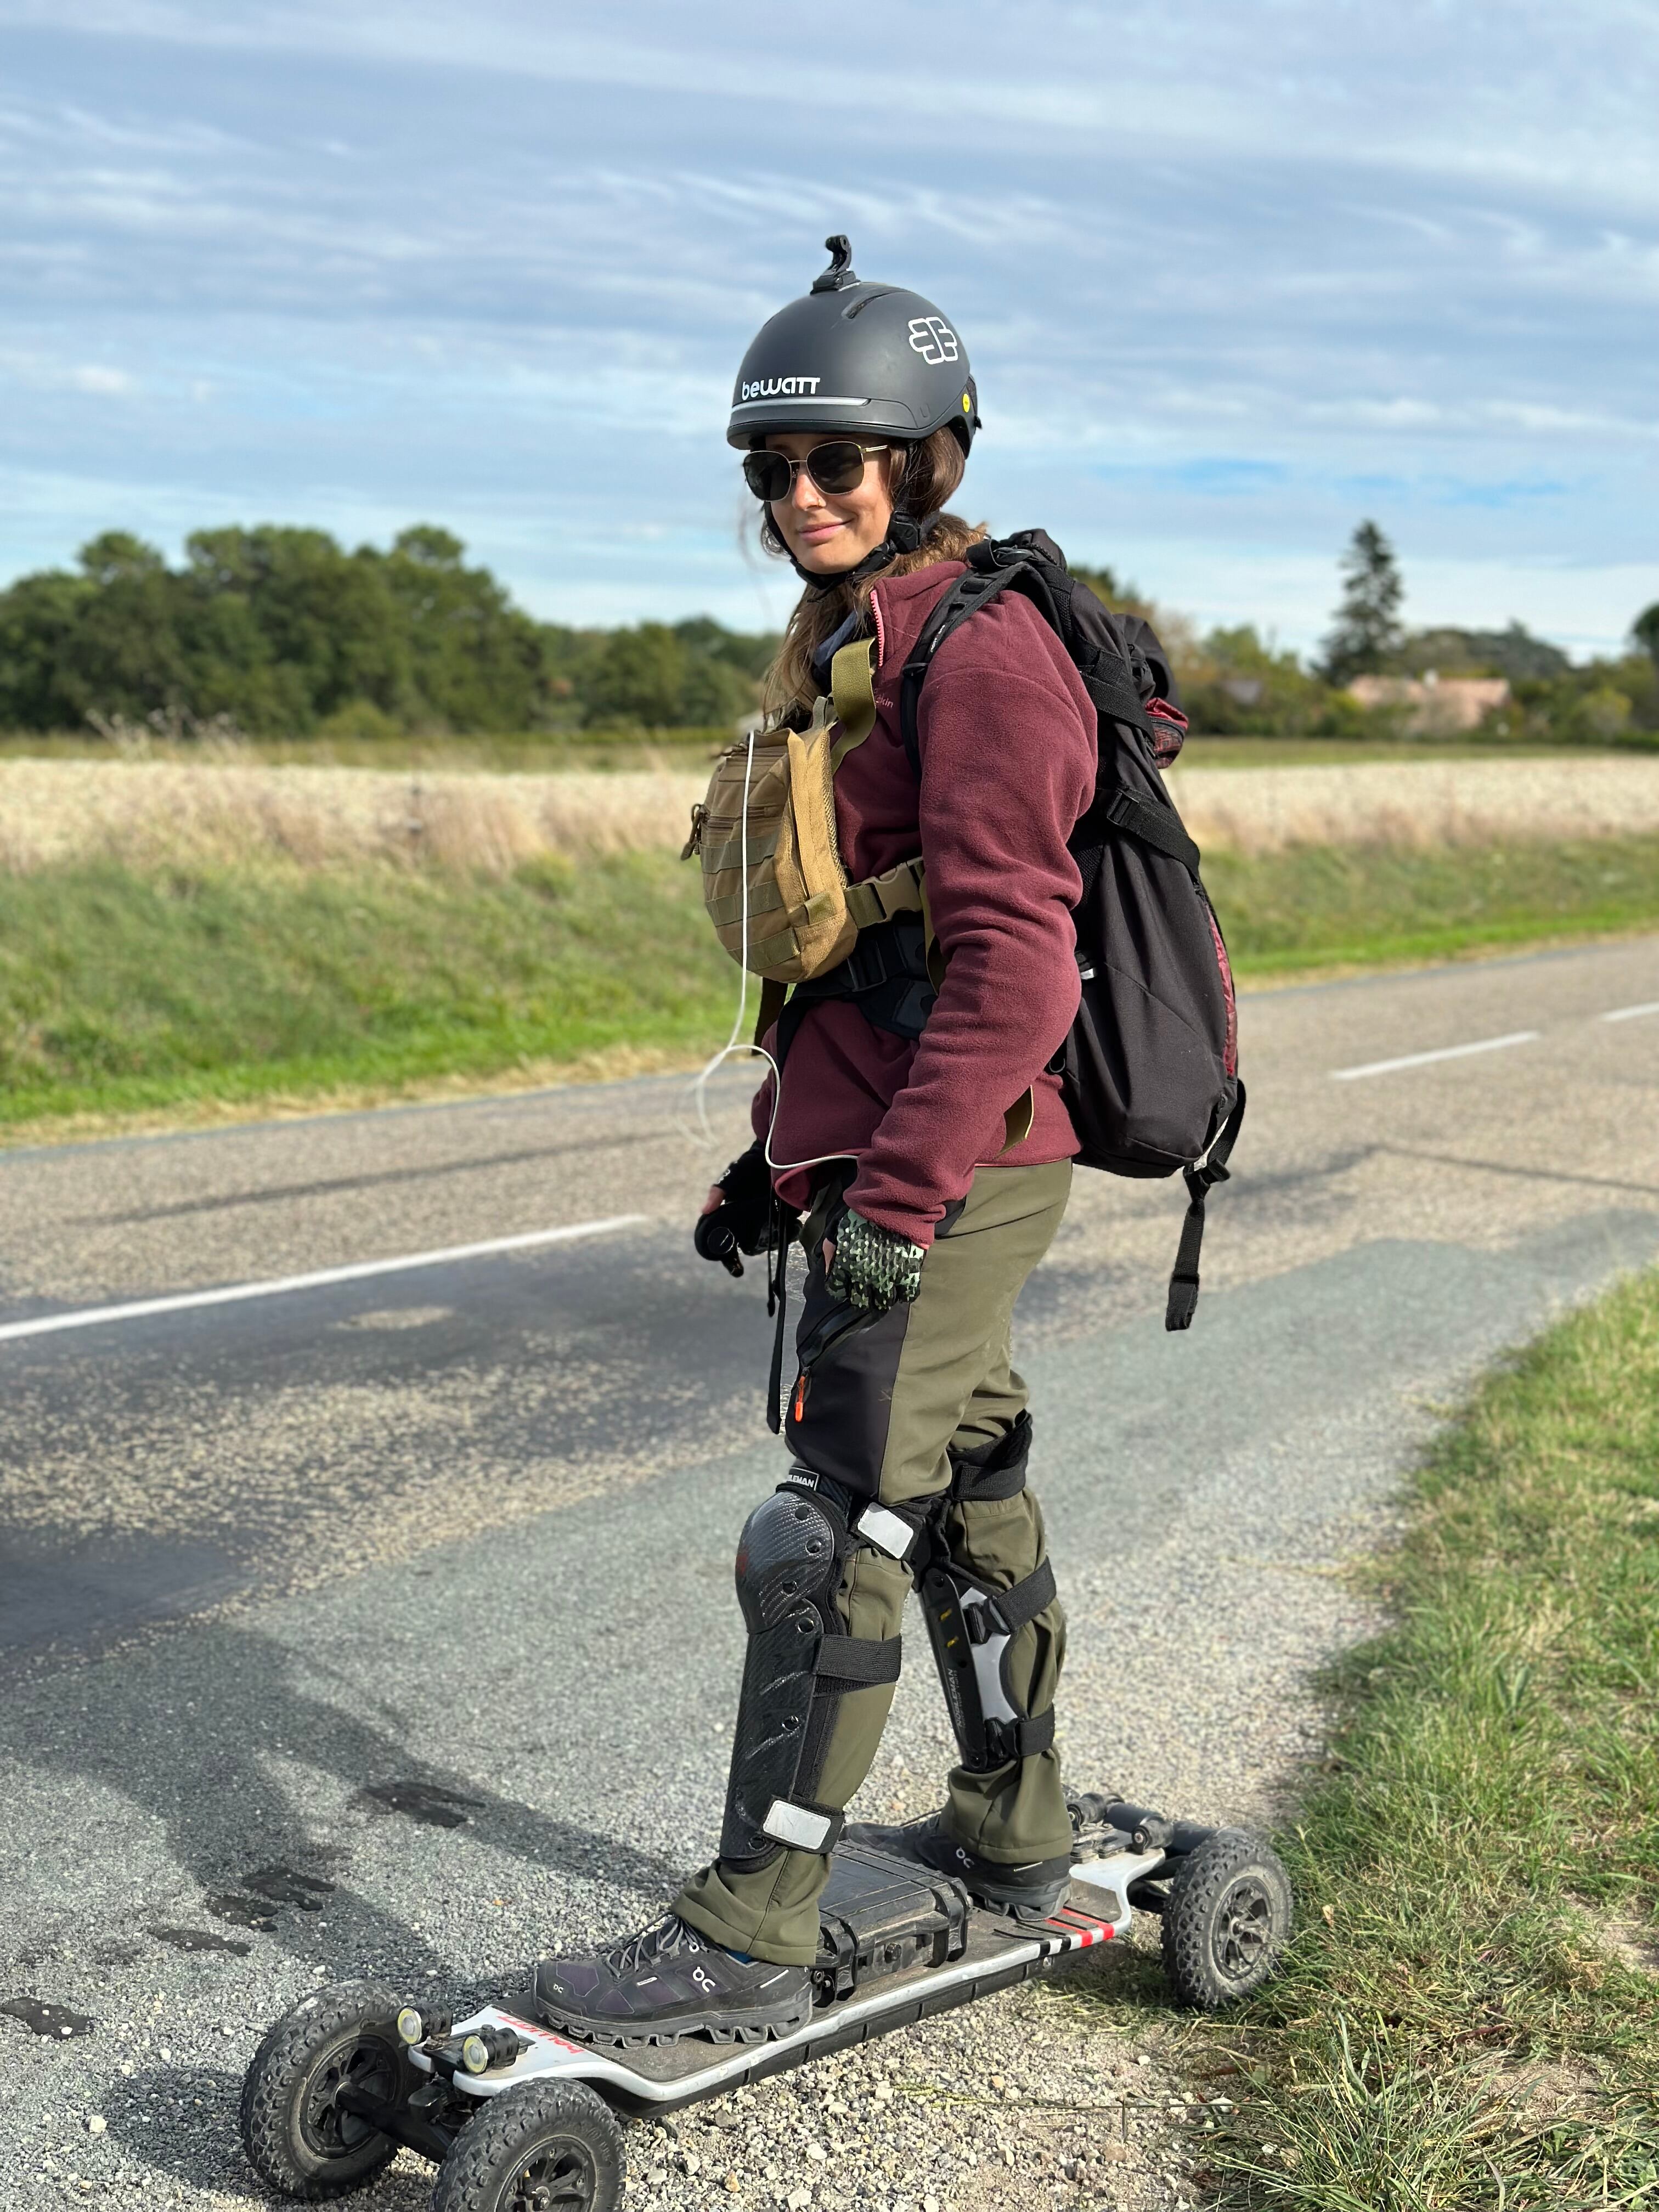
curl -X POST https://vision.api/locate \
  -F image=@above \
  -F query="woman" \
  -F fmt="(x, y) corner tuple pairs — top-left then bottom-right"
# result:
(534, 238), (1099, 2047)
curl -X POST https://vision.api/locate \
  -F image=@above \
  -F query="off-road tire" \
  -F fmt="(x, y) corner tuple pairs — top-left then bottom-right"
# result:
(434, 2079), (624, 2212)
(1161, 1829), (1291, 2010)
(239, 1978), (410, 2199)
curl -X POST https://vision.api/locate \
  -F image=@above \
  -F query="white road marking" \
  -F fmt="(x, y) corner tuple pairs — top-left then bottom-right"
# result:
(1600, 1001), (1659, 1023)
(0, 1216), (651, 1346)
(1330, 1031), (1541, 1082)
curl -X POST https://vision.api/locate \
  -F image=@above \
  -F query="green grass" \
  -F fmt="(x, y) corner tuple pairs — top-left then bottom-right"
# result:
(0, 852), (736, 1126)
(1211, 834), (1659, 975)
(1, 834), (1657, 1131)
(1179, 1272), (1659, 2209)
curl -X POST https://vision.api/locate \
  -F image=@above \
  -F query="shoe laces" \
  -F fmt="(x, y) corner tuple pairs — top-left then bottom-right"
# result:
(600, 1911), (699, 1977)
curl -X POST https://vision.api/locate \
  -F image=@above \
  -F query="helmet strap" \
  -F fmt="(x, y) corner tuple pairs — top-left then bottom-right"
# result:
(787, 510), (943, 597)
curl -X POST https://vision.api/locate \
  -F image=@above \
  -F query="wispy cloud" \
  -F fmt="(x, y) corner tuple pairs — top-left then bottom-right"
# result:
(0, 2), (1655, 649)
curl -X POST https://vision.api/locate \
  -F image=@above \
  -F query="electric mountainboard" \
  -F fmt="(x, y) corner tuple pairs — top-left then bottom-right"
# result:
(240, 1796), (1290, 2212)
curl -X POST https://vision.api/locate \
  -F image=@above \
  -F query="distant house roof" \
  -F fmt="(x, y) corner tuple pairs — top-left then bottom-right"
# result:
(1346, 674), (1510, 731)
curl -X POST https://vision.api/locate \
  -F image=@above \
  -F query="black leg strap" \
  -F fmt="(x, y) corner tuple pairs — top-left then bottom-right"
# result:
(947, 1411), (1034, 1502)
(963, 1556), (1057, 1642)
(986, 1706), (1056, 1763)
(812, 1635), (903, 1688)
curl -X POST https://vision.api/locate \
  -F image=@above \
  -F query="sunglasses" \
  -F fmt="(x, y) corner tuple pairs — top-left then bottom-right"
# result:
(742, 442), (889, 503)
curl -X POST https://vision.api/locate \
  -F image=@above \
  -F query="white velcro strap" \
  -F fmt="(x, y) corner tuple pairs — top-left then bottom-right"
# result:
(763, 1800), (837, 1852)
(855, 1503), (918, 1562)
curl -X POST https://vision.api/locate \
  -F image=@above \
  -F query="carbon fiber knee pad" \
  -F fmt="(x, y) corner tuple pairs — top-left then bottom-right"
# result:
(718, 1486), (901, 1869)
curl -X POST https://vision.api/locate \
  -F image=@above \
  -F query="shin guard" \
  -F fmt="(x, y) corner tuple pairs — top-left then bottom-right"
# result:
(922, 1415), (1057, 1772)
(920, 1554), (1057, 1771)
(718, 1486), (901, 1869)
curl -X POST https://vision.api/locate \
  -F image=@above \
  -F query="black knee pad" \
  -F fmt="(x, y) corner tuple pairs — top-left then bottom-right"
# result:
(718, 1486), (902, 1869)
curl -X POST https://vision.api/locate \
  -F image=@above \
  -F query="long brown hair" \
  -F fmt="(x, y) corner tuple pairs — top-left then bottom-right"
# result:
(758, 426), (984, 726)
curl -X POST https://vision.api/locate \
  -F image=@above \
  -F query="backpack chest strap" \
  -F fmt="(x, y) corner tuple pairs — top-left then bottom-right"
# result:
(843, 855), (926, 930)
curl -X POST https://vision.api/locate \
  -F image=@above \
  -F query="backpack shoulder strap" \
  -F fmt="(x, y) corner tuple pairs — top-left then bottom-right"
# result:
(828, 637), (878, 766)
(898, 557), (1034, 777)
(898, 546), (1159, 778)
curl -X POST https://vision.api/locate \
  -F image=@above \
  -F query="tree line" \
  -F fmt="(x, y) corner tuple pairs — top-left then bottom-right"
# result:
(0, 525), (777, 737)
(2, 519), (1654, 746)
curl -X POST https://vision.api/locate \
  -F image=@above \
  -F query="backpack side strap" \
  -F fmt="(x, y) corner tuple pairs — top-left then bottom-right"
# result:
(1164, 1081), (1246, 1331)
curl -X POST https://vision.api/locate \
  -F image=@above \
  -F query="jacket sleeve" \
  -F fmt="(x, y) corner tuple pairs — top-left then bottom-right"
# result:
(843, 596), (1095, 1244)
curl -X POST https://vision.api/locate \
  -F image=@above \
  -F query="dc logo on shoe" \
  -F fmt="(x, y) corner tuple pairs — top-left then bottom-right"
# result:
(907, 317), (959, 365)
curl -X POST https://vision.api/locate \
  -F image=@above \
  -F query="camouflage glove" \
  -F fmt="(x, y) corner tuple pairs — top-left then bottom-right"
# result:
(826, 1207), (926, 1313)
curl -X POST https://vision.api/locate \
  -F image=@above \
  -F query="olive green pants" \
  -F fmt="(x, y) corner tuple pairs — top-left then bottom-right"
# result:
(676, 1159), (1073, 1964)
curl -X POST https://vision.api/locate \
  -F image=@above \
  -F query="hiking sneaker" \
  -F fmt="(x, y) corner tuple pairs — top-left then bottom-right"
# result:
(842, 1812), (1072, 1920)
(531, 1912), (813, 2049)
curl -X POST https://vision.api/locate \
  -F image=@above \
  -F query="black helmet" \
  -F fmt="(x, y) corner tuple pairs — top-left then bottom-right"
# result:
(727, 236), (980, 455)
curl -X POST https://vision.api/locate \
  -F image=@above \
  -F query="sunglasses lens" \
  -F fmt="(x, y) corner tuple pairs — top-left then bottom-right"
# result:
(742, 451), (791, 501)
(808, 442), (867, 494)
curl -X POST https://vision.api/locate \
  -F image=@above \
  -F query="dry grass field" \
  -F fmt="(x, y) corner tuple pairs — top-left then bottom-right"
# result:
(0, 759), (702, 876)
(1167, 754), (1659, 855)
(4, 753), (1659, 875)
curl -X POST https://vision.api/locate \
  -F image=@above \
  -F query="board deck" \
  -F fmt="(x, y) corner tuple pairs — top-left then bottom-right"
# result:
(419, 1847), (1163, 2118)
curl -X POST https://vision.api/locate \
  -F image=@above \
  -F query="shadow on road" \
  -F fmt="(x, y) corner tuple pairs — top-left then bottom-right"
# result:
(5, 1620), (681, 1995)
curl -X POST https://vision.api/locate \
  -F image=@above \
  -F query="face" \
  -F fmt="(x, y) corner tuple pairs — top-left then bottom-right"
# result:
(765, 433), (896, 575)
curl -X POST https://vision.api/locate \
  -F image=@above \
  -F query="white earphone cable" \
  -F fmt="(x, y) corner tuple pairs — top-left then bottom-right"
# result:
(686, 723), (857, 1177)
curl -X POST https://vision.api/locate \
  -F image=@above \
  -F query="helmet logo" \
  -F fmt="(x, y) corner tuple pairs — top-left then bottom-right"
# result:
(740, 376), (823, 400)
(907, 317), (959, 366)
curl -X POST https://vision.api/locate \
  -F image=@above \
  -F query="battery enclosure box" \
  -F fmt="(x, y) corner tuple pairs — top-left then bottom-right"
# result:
(814, 1843), (971, 2000)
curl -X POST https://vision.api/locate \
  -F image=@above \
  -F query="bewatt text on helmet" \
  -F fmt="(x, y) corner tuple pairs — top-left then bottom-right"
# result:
(740, 376), (824, 400)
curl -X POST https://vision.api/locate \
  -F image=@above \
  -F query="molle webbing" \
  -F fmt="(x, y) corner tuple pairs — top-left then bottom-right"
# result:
(690, 633), (927, 992)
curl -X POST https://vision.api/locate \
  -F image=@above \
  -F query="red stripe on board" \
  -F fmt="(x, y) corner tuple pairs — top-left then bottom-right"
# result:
(1048, 1910), (1116, 1946)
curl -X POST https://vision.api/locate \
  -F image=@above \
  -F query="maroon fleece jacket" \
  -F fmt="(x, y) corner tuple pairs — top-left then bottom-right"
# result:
(754, 559), (1097, 1247)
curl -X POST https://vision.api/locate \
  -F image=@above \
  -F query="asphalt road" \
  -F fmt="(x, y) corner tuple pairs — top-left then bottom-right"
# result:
(2, 936), (1657, 2211)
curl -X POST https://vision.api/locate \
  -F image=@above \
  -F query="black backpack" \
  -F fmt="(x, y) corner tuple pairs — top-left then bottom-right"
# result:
(899, 530), (1245, 1331)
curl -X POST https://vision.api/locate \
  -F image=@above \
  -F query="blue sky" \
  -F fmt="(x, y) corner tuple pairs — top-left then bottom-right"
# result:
(1, 2), (1656, 656)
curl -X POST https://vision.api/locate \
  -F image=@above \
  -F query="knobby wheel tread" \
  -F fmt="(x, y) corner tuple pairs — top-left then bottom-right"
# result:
(434, 2078), (624, 2212)
(1161, 1828), (1292, 2011)
(239, 1977), (405, 2200)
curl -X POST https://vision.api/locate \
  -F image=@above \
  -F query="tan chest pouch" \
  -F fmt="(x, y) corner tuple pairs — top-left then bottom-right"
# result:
(685, 638), (925, 986)
(683, 636), (1032, 1154)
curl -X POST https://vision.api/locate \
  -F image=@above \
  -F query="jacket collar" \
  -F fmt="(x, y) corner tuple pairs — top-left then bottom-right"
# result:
(869, 558), (967, 680)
